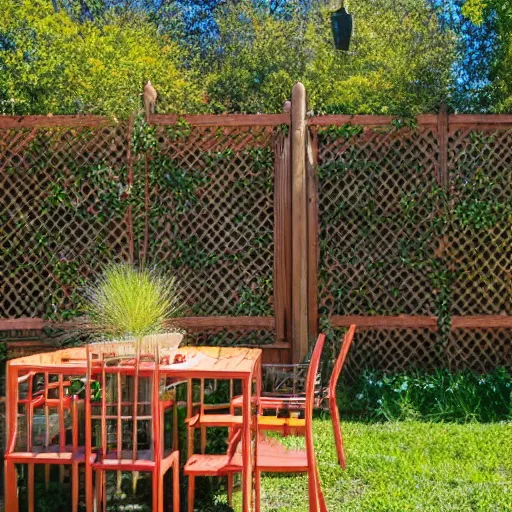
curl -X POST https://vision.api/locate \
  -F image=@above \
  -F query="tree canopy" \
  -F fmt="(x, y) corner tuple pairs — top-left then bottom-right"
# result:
(0, 0), (508, 116)
(0, 0), (203, 117)
(462, 0), (512, 112)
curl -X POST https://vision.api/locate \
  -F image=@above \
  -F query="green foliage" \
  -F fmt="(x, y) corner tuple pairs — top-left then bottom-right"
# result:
(205, 0), (456, 115)
(462, 0), (512, 112)
(85, 263), (183, 338)
(0, 0), (203, 117)
(339, 368), (512, 423)
(317, 124), (512, 350)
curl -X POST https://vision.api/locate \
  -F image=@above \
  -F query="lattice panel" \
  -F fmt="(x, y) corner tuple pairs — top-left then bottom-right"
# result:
(0, 125), (131, 319)
(140, 125), (276, 316)
(446, 329), (512, 372)
(446, 128), (512, 316)
(343, 328), (440, 379)
(184, 327), (275, 347)
(343, 328), (511, 378)
(318, 126), (441, 318)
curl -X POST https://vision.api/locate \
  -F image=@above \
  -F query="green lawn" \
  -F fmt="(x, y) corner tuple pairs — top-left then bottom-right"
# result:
(254, 419), (512, 512)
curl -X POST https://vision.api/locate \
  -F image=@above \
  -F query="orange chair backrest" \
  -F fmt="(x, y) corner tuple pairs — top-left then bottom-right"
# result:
(328, 325), (356, 400)
(305, 334), (326, 460)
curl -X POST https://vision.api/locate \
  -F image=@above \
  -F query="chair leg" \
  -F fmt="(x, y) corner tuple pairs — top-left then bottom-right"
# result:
(316, 467), (327, 512)
(158, 473), (164, 512)
(188, 475), (195, 512)
(94, 470), (103, 512)
(72, 463), (79, 512)
(152, 469), (159, 512)
(85, 465), (94, 512)
(5, 460), (19, 511)
(307, 467), (319, 512)
(173, 459), (180, 512)
(255, 470), (261, 512)
(331, 403), (346, 469)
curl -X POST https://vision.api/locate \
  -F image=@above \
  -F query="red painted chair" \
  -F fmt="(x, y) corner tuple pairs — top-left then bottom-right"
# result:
(88, 344), (180, 512)
(184, 333), (328, 512)
(4, 367), (93, 512)
(232, 326), (356, 461)
(328, 324), (356, 468)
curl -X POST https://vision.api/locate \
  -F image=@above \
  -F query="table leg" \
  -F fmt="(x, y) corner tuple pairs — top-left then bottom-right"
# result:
(242, 376), (252, 512)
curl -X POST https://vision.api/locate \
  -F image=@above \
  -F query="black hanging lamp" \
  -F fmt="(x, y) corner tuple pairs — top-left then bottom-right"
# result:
(331, 2), (353, 51)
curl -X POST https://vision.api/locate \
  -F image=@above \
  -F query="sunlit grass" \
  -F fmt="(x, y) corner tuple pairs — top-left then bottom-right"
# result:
(85, 263), (182, 339)
(229, 419), (512, 512)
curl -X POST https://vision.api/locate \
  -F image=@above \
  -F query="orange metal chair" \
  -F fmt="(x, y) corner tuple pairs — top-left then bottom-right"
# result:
(88, 344), (180, 512)
(4, 367), (93, 512)
(232, 326), (356, 456)
(184, 333), (328, 512)
(328, 324), (356, 468)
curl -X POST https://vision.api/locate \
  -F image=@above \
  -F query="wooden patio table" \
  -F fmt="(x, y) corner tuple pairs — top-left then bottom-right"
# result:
(167, 346), (262, 512)
(5, 344), (262, 512)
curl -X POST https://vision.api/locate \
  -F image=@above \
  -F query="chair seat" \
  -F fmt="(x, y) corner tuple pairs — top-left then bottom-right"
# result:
(5, 446), (96, 464)
(184, 453), (243, 476)
(92, 449), (156, 471)
(184, 437), (308, 476)
(257, 438), (307, 472)
(232, 395), (305, 409)
(197, 414), (243, 427)
(258, 415), (306, 433)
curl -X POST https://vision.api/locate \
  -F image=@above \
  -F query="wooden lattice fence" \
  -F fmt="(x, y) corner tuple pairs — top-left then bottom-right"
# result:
(1, 104), (512, 373)
(311, 114), (512, 375)
(0, 114), (289, 364)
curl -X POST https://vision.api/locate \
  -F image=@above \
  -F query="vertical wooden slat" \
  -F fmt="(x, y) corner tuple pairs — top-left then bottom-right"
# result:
(437, 104), (449, 189)
(59, 373), (65, 483)
(126, 115), (135, 264)
(291, 82), (309, 363)
(273, 131), (292, 357)
(186, 379), (193, 460)
(44, 371), (50, 488)
(85, 345), (93, 512)
(27, 372), (33, 451)
(117, 370), (122, 494)
(307, 128), (319, 342)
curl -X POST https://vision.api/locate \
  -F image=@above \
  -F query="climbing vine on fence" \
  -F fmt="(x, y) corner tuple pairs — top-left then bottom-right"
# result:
(0, 116), (277, 330)
(317, 124), (512, 360)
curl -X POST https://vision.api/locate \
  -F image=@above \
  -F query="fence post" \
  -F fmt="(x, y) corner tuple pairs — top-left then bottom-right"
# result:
(291, 82), (308, 363)
(437, 104), (449, 188)
(307, 128), (319, 343)
(273, 127), (292, 358)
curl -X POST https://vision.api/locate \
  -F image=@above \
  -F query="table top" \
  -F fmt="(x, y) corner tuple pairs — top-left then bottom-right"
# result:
(162, 346), (262, 378)
(9, 343), (262, 378)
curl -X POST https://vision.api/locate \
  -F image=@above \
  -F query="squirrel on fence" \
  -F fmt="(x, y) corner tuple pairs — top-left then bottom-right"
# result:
(143, 80), (158, 119)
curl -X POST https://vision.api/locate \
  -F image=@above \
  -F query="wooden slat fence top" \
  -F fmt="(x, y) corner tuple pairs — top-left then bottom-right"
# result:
(0, 316), (275, 332)
(3, 113), (512, 130)
(147, 113), (290, 126)
(308, 113), (512, 128)
(332, 315), (512, 330)
(0, 115), (112, 128)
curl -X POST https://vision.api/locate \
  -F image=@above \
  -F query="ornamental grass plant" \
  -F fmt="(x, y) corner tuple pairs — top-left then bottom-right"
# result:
(85, 263), (183, 340)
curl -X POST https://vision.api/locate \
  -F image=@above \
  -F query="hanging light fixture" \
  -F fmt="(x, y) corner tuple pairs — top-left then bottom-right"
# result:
(331, 2), (353, 51)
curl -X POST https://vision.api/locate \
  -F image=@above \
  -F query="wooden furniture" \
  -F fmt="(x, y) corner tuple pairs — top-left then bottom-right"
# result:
(4, 343), (261, 512)
(180, 347), (262, 512)
(328, 325), (356, 468)
(184, 334), (327, 512)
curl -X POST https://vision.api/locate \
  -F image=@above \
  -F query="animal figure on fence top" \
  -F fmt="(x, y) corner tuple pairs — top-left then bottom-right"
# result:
(143, 80), (158, 118)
